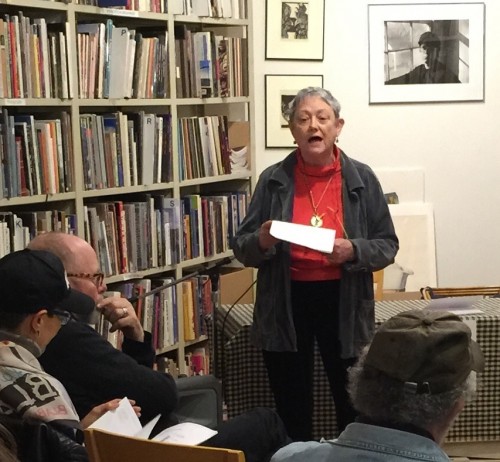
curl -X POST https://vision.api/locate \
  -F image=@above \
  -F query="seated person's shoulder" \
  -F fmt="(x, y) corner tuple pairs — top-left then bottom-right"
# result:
(271, 440), (332, 462)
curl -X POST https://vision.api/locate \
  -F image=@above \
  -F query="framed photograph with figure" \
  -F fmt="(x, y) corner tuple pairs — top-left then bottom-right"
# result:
(368, 3), (485, 103)
(265, 0), (325, 60)
(265, 74), (323, 148)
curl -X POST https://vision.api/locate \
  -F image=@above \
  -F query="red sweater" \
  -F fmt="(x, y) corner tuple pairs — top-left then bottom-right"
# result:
(290, 149), (344, 281)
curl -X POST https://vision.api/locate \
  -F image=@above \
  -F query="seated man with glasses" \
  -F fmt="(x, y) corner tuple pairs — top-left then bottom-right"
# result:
(27, 232), (178, 426)
(0, 249), (141, 461)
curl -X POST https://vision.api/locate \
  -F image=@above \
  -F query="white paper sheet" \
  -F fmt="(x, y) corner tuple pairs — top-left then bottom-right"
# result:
(269, 221), (336, 254)
(87, 398), (218, 445)
(425, 297), (484, 315)
(88, 397), (142, 437)
(152, 422), (217, 445)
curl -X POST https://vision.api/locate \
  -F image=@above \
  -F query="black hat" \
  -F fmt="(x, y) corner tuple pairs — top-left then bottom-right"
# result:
(0, 249), (95, 317)
(418, 32), (441, 48)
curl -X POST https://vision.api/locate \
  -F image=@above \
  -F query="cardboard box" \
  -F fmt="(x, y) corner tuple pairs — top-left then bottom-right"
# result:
(382, 291), (421, 301)
(219, 267), (254, 305)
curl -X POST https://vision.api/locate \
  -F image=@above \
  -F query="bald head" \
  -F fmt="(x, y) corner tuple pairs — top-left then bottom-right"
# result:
(28, 232), (103, 303)
(28, 232), (96, 274)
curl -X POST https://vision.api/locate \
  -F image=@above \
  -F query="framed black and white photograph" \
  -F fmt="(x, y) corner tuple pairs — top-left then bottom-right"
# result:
(265, 74), (324, 148)
(368, 3), (485, 103)
(265, 0), (325, 60)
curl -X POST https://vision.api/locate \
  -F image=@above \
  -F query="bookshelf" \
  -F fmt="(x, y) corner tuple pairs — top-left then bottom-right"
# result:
(0, 0), (254, 375)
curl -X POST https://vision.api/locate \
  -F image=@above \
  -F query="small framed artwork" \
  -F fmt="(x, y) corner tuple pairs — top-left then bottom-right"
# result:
(265, 0), (325, 60)
(265, 74), (323, 148)
(368, 3), (485, 103)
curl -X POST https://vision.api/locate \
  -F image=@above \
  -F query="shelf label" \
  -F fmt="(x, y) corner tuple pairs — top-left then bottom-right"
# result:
(103, 8), (139, 17)
(4, 98), (26, 106)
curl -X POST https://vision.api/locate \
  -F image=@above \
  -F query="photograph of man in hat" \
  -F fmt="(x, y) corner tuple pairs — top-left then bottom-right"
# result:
(386, 31), (461, 84)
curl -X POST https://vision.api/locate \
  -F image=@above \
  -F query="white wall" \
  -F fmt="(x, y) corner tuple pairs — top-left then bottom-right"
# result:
(251, 0), (500, 287)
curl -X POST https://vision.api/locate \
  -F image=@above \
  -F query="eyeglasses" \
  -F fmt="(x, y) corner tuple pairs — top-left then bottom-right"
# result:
(67, 272), (105, 287)
(52, 309), (72, 326)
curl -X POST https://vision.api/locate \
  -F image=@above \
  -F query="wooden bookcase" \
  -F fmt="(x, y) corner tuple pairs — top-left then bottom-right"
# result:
(0, 0), (255, 375)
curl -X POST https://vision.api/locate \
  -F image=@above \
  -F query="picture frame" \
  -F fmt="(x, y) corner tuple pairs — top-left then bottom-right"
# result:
(265, 74), (324, 148)
(368, 3), (485, 103)
(265, 0), (325, 60)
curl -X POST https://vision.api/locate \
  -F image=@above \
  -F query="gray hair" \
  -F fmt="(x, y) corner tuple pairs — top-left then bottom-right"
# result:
(288, 87), (342, 122)
(348, 347), (478, 429)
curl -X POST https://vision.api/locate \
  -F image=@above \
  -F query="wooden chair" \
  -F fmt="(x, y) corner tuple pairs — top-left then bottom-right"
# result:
(373, 270), (384, 301)
(420, 286), (500, 300)
(84, 428), (245, 462)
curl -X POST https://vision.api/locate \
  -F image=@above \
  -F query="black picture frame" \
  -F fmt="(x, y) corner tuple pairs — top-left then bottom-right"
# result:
(265, 0), (325, 61)
(265, 74), (324, 148)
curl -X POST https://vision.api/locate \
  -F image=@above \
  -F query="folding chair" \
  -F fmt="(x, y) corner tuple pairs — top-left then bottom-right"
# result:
(84, 428), (245, 462)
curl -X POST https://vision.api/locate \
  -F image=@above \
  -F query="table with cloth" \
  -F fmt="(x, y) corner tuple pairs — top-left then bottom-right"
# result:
(217, 299), (500, 441)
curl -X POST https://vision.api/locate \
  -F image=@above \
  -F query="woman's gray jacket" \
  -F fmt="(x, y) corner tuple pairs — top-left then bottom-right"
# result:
(231, 150), (399, 358)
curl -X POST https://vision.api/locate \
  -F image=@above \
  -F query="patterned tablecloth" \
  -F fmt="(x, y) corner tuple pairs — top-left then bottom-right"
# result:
(217, 299), (500, 442)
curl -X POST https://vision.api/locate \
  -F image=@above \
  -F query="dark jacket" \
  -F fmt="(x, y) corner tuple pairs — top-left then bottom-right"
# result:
(39, 320), (178, 424)
(231, 150), (399, 358)
(386, 63), (460, 84)
(0, 415), (88, 462)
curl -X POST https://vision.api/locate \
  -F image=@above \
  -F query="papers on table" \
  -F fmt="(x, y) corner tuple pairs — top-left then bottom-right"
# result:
(425, 296), (484, 315)
(89, 398), (217, 445)
(269, 220), (336, 253)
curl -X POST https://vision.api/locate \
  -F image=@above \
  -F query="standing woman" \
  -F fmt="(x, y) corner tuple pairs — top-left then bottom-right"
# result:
(231, 87), (398, 441)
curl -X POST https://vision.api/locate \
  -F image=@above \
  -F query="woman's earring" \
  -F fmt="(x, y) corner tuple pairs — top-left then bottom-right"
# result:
(335, 137), (339, 143)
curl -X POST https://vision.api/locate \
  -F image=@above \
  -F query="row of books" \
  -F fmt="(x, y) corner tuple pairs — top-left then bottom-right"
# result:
(178, 115), (231, 180)
(175, 27), (247, 98)
(0, 210), (77, 258)
(97, 274), (213, 352)
(78, 0), (246, 19)
(0, 14), (71, 99)
(181, 192), (248, 260)
(0, 109), (74, 198)
(80, 111), (172, 190)
(84, 191), (248, 278)
(113, 278), (178, 350)
(77, 21), (169, 99)
(190, 0), (247, 19)
(181, 275), (213, 341)
(84, 197), (180, 277)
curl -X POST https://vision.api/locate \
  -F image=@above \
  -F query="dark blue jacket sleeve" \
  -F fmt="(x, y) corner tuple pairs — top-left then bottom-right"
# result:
(39, 321), (178, 425)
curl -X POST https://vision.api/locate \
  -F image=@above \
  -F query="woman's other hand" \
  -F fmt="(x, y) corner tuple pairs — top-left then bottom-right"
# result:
(325, 238), (355, 265)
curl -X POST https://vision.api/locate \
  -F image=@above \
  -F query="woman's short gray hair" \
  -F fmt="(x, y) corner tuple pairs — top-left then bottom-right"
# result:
(348, 347), (478, 429)
(288, 87), (341, 122)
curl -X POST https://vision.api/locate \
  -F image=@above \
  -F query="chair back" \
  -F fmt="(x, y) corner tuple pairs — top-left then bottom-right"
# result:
(421, 286), (500, 300)
(84, 428), (245, 462)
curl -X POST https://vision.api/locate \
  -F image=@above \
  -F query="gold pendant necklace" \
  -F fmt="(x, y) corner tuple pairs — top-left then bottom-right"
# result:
(300, 171), (334, 228)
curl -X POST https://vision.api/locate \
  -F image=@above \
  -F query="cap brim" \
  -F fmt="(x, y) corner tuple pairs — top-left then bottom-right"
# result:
(57, 288), (95, 320)
(470, 339), (485, 373)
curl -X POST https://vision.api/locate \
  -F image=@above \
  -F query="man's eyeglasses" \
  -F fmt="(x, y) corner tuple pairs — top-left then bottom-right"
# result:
(52, 310), (72, 326)
(67, 272), (105, 287)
